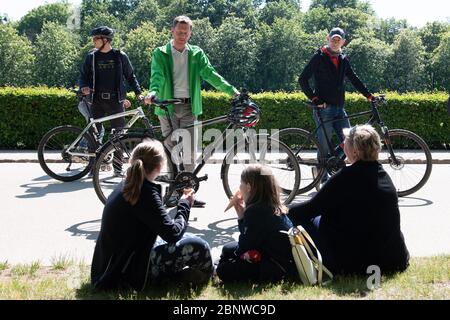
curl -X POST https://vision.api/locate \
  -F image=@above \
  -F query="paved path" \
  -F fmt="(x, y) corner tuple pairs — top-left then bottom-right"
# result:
(1, 151), (449, 265)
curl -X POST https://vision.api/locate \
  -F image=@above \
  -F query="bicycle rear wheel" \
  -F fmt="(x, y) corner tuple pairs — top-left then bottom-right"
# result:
(37, 125), (96, 181)
(221, 135), (300, 205)
(379, 129), (432, 197)
(273, 128), (326, 194)
(93, 134), (176, 204)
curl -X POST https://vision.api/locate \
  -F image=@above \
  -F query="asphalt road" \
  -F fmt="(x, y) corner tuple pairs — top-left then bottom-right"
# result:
(1, 160), (449, 265)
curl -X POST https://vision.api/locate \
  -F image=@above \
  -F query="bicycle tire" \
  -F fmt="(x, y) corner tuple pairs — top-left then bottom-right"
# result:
(221, 136), (301, 205)
(379, 129), (432, 197)
(37, 125), (96, 182)
(273, 128), (327, 194)
(93, 134), (176, 204)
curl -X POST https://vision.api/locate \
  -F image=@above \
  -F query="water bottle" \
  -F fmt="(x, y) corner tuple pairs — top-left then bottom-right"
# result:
(334, 142), (345, 158)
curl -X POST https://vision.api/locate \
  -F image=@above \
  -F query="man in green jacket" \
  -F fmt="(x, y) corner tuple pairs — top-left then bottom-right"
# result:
(145, 15), (239, 207)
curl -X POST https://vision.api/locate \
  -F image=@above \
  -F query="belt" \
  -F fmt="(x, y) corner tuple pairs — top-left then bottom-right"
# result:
(175, 97), (191, 104)
(97, 92), (117, 100)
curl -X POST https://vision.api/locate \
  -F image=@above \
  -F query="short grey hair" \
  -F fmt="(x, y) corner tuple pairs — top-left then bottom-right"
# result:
(172, 15), (193, 29)
(343, 125), (381, 161)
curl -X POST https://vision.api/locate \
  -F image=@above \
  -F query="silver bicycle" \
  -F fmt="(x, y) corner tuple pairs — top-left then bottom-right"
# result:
(37, 91), (157, 181)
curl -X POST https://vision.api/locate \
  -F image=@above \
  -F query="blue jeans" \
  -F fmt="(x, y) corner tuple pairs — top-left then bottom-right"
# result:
(313, 106), (350, 182)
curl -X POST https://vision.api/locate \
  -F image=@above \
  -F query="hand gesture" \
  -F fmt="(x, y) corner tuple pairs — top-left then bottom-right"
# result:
(180, 188), (195, 207)
(81, 87), (91, 95)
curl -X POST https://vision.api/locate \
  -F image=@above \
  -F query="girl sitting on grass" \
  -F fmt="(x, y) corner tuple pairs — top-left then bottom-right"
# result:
(216, 164), (296, 283)
(91, 139), (213, 291)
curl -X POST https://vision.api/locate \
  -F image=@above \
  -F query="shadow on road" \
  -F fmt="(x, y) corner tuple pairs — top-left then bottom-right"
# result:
(65, 216), (238, 252)
(17, 177), (93, 198)
(398, 196), (433, 208)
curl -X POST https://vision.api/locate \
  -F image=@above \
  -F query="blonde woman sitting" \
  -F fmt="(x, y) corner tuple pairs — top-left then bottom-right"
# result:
(289, 124), (409, 275)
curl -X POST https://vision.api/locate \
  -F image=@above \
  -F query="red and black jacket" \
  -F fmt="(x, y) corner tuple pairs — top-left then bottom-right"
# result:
(299, 47), (372, 107)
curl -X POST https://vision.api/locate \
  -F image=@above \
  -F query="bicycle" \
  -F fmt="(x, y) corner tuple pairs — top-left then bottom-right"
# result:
(272, 96), (432, 197)
(37, 90), (157, 182)
(92, 92), (301, 206)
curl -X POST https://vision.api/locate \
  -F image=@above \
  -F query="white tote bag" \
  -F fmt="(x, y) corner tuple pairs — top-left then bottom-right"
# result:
(282, 225), (333, 285)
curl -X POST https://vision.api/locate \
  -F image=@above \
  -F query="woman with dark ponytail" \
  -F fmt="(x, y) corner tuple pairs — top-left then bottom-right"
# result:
(91, 139), (213, 291)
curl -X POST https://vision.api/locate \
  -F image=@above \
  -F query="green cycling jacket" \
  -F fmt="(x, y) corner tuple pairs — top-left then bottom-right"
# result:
(149, 42), (238, 116)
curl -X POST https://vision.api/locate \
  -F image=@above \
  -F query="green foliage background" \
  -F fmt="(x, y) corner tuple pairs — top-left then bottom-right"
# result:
(0, 88), (447, 150)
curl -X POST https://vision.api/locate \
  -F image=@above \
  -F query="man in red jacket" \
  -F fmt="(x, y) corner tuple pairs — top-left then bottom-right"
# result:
(299, 27), (374, 184)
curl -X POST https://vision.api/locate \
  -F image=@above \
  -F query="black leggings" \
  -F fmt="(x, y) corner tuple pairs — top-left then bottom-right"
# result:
(216, 242), (261, 283)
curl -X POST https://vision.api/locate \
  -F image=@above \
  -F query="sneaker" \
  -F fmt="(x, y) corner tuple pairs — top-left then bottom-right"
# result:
(193, 199), (206, 208)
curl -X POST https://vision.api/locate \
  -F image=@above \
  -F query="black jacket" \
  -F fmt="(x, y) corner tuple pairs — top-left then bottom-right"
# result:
(237, 203), (296, 279)
(289, 161), (410, 275)
(299, 48), (372, 107)
(79, 48), (142, 102)
(91, 180), (190, 291)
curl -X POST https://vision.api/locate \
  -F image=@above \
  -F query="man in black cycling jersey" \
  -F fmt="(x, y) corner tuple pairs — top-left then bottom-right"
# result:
(79, 26), (143, 175)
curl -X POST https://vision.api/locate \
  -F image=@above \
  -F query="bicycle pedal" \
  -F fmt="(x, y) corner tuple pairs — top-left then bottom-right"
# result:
(197, 174), (208, 182)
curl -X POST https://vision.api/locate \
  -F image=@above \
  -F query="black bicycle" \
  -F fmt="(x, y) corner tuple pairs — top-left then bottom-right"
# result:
(92, 92), (301, 205)
(273, 96), (432, 197)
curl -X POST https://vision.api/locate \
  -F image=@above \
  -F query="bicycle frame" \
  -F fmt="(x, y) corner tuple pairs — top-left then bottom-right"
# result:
(311, 100), (395, 162)
(67, 106), (155, 158)
(160, 113), (256, 177)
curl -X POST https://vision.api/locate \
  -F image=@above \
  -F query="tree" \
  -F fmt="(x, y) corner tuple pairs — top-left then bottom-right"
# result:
(419, 22), (449, 54)
(303, 6), (373, 42)
(125, 0), (162, 31)
(254, 19), (317, 91)
(259, 0), (302, 25)
(431, 32), (450, 91)
(34, 22), (80, 87)
(303, 6), (332, 34)
(309, 0), (374, 14)
(374, 17), (408, 44)
(190, 18), (218, 58)
(17, 2), (72, 41)
(419, 22), (449, 90)
(209, 17), (257, 91)
(0, 24), (35, 86)
(385, 29), (426, 92)
(345, 38), (392, 92)
(123, 22), (170, 89)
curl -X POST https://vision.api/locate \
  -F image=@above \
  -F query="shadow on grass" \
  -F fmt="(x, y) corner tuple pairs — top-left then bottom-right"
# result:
(75, 279), (210, 300)
(74, 273), (403, 300)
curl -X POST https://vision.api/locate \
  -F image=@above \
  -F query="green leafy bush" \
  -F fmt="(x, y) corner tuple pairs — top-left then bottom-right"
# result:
(0, 88), (448, 149)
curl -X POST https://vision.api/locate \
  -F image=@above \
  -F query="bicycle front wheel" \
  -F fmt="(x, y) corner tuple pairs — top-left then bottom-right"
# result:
(221, 135), (300, 205)
(93, 135), (176, 204)
(379, 129), (432, 197)
(273, 128), (326, 194)
(38, 125), (96, 182)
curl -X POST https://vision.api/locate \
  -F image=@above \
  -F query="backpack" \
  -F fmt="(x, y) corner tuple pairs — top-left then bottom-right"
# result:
(281, 225), (333, 285)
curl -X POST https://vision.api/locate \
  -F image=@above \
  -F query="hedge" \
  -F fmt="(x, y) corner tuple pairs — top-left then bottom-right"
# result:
(0, 87), (448, 149)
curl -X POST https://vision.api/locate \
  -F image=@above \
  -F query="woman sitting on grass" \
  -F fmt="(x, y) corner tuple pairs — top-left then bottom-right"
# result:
(91, 139), (213, 291)
(216, 164), (297, 283)
(289, 124), (410, 276)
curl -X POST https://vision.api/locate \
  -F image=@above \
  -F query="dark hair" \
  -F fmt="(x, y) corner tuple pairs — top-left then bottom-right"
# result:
(241, 164), (287, 215)
(122, 139), (166, 206)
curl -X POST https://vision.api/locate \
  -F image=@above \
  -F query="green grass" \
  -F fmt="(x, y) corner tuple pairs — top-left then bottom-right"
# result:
(0, 256), (448, 300)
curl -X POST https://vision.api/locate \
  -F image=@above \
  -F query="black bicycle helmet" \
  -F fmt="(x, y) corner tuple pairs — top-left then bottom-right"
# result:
(228, 99), (261, 128)
(90, 26), (114, 39)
